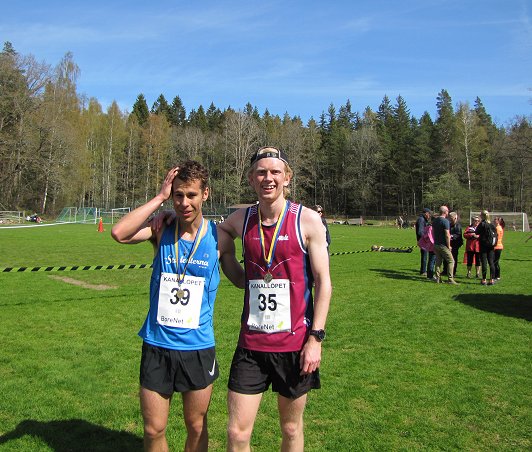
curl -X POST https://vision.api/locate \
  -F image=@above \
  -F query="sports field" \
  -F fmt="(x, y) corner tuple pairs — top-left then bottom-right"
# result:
(0, 223), (530, 451)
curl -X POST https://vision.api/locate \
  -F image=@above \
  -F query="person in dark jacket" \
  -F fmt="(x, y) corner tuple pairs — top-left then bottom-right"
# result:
(445, 211), (463, 277)
(415, 208), (431, 275)
(432, 206), (459, 285)
(475, 210), (496, 285)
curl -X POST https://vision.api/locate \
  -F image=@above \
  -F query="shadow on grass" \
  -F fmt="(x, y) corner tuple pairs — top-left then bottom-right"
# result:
(370, 268), (432, 281)
(0, 419), (143, 451)
(454, 293), (532, 321)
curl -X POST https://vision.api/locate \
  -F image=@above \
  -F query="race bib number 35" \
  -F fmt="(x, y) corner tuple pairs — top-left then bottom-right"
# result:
(157, 273), (205, 329)
(247, 279), (291, 333)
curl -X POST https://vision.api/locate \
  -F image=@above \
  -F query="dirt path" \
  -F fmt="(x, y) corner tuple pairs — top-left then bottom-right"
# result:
(48, 275), (118, 290)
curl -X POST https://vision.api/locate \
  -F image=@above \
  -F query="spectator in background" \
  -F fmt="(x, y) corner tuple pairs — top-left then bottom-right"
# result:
(397, 215), (404, 229)
(493, 217), (505, 280)
(463, 216), (481, 278)
(416, 213), (436, 280)
(415, 208), (432, 276)
(432, 206), (458, 285)
(447, 212), (463, 277)
(475, 210), (496, 285)
(312, 205), (331, 248)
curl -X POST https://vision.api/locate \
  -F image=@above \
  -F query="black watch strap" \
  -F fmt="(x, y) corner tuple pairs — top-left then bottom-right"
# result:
(309, 329), (326, 341)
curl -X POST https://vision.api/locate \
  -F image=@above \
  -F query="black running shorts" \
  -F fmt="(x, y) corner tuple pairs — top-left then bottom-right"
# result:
(227, 347), (321, 399)
(140, 342), (218, 394)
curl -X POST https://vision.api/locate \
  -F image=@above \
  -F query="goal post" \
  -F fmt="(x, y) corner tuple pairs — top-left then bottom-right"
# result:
(110, 207), (131, 224)
(77, 207), (99, 224)
(55, 207), (130, 224)
(56, 207), (78, 223)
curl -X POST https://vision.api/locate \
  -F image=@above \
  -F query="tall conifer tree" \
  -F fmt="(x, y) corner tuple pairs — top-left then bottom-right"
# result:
(131, 94), (149, 126)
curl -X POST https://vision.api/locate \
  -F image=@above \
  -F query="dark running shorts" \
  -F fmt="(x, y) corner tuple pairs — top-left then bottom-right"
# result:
(227, 347), (321, 399)
(140, 342), (219, 394)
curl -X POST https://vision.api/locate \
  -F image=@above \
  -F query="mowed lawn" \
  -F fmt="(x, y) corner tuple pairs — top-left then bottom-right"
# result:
(0, 223), (530, 451)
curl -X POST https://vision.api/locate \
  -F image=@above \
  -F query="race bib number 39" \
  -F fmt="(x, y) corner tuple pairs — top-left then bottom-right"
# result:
(247, 279), (291, 333)
(157, 273), (205, 329)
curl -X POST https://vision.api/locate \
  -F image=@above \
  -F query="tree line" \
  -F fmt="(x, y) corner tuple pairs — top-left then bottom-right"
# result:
(1, 42), (530, 218)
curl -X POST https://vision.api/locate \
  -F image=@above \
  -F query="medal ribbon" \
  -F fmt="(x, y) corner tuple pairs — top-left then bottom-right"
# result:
(174, 218), (205, 285)
(258, 200), (289, 272)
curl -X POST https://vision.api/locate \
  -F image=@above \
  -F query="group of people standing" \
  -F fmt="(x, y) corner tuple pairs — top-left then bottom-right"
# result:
(416, 207), (505, 286)
(112, 147), (332, 451)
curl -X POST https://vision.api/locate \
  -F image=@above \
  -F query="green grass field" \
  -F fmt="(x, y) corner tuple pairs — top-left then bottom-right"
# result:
(0, 223), (530, 451)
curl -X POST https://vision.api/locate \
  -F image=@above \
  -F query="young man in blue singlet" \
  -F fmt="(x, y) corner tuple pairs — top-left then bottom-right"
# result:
(218, 147), (332, 452)
(111, 160), (243, 452)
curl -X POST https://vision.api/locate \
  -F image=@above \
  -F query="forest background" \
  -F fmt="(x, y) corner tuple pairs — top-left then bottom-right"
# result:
(1, 42), (530, 219)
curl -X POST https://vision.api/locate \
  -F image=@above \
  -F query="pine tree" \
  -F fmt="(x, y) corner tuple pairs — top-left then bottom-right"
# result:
(169, 96), (186, 127)
(338, 99), (356, 130)
(131, 94), (149, 126)
(434, 89), (458, 173)
(375, 95), (394, 214)
(391, 95), (414, 214)
(151, 94), (172, 123)
(412, 112), (435, 210)
(206, 102), (222, 131)
(189, 105), (208, 131)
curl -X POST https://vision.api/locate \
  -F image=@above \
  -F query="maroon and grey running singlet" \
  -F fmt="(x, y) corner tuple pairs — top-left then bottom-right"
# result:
(239, 201), (314, 352)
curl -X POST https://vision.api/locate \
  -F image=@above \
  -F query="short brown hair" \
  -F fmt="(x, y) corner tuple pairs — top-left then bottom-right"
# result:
(175, 160), (209, 190)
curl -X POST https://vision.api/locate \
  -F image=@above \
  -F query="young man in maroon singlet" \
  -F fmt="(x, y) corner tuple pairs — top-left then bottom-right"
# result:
(218, 146), (332, 452)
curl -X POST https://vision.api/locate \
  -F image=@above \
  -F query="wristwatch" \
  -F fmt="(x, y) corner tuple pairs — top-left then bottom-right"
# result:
(309, 329), (326, 342)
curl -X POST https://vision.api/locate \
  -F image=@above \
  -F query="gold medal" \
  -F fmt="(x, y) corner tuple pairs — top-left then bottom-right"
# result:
(264, 272), (273, 283)
(176, 288), (185, 299)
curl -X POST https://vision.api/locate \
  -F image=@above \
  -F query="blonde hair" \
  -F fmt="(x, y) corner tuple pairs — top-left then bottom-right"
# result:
(481, 210), (491, 223)
(247, 146), (293, 198)
(449, 211), (458, 221)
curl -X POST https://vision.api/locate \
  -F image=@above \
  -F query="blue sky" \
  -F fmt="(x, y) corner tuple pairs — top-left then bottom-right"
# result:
(2, 0), (531, 125)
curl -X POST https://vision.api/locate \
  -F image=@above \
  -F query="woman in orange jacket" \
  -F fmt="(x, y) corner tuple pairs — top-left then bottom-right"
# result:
(493, 217), (505, 280)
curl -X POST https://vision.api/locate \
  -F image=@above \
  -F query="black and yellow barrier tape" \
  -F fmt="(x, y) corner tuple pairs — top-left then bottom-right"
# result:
(0, 246), (413, 273)
(330, 245), (413, 255)
(1, 263), (153, 273)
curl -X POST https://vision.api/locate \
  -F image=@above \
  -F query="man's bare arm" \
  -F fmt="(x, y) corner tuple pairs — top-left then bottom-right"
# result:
(218, 224), (245, 289)
(217, 208), (246, 240)
(111, 167), (177, 245)
(299, 207), (332, 374)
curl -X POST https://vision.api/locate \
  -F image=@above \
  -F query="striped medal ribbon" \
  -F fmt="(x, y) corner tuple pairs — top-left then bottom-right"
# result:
(258, 200), (288, 283)
(174, 218), (205, 299)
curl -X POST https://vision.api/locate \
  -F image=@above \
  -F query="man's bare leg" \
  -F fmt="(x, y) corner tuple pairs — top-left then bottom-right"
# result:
(278, 394), (307, 452)
(227, 390), (262, 451)
(140, 387), (171, 452)
(181, 385), (213, 452)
